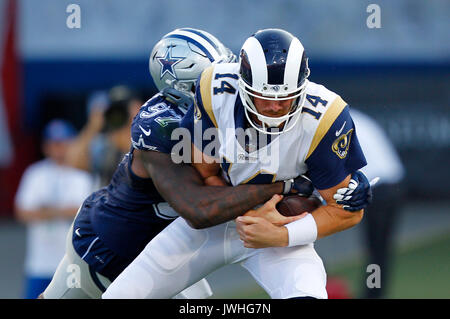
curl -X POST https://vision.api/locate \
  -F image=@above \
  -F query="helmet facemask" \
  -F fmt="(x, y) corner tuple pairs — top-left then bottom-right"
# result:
(238, 78), (308, 135)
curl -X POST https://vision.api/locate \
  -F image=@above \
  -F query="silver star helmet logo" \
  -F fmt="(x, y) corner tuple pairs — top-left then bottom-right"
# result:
(157, 46), (184, 79)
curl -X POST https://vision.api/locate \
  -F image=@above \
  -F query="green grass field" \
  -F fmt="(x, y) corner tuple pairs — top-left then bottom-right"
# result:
(330, 233), (450, 299)
(225, 233), (450, 299)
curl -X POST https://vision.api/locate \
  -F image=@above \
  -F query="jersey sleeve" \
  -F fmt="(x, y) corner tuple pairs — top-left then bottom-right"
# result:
(305, 103), (367, 190)
(131, 96), (182, 154)
(180, 66), (218, 153)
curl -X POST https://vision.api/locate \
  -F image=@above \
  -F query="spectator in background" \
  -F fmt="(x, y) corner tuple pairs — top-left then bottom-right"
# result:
(65, 85), (142, 188)
(350, 108), (406, 299)
(14, 119), (94, 299)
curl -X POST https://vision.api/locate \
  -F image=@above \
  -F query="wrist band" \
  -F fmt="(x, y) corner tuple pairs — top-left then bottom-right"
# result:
(285, 213), (318, 247)
(283, 178), (294, 194)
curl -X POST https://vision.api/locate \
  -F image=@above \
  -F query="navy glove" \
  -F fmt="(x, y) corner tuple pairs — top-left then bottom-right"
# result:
(333, 171), (378, 212)
(283, 175), (314, 197)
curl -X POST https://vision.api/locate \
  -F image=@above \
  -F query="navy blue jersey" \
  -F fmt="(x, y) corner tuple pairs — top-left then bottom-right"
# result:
(72, 93), (187, 282)
(304, 105), (366, 189)
(131, 93), (184, 153)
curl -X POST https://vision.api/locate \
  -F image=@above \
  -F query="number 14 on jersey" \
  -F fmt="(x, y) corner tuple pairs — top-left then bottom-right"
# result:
(302, 94), (328, 120)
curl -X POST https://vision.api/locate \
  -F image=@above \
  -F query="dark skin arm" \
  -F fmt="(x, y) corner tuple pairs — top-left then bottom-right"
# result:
(132, 149), (284, 229)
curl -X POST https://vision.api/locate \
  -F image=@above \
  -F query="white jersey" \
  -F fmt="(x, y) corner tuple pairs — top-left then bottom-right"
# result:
(103, 63), (369, 300)
(15, 159), (94, 277)
(186, 63), (366, 190)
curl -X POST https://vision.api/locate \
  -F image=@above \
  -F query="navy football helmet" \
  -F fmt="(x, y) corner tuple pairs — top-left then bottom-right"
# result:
(149, 28), (236, 96)
(238, 29), (310, 134)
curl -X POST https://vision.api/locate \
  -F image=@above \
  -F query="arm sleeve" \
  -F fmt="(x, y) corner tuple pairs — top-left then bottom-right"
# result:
(305, 105), (367, 190)
(131, 97), (182, 154)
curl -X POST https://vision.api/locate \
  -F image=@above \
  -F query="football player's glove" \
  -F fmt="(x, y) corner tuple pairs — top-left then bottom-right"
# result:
(283, 175), (314, 197)
(333, 171), (379, 212)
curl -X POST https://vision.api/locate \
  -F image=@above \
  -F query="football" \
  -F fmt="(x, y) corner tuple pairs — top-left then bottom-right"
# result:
(276, 194), (323, 217)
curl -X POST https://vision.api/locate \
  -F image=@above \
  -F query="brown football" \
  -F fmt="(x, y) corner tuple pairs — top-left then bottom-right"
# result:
(276, 194), (323, 217)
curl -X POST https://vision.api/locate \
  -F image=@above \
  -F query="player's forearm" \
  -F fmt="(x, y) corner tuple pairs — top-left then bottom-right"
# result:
(205, 183), (285, 228)
(142, 151), (283, 229)
(312, 205), (364, 240)
(311, 175), (363, 239)
(155, 165), (283, 229)
(281, 205), (363, 248)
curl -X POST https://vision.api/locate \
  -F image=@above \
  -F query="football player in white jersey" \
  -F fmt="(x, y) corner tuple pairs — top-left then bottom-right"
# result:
(40, 28), (299, 299)
(42, 28), (368, 300)
(103, 29), (372, 299)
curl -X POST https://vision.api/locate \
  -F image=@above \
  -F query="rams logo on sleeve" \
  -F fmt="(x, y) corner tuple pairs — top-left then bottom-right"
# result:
(332, 128), (354, 159)
(194, 100), (202, 122)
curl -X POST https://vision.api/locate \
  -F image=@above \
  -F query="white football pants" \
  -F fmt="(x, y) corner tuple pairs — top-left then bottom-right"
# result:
(103, 217), (327, 299)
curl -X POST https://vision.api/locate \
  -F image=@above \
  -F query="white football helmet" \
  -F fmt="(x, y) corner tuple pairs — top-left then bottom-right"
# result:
(238, 28), (310, 135)
(149, 28), (236, 96)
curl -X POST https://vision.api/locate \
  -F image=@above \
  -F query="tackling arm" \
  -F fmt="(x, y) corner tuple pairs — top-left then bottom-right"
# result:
(190, 142), (226, 186)
(136, 149), (283, 229)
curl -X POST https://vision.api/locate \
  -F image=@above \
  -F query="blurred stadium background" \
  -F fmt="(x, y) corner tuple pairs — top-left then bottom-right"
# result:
(0, 0), (449, 299)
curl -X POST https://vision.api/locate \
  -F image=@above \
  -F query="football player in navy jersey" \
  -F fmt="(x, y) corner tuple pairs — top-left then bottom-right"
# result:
(38, 28), (296, 299)
(103, 29), (375, 299)
(41, 28), (371, 299)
